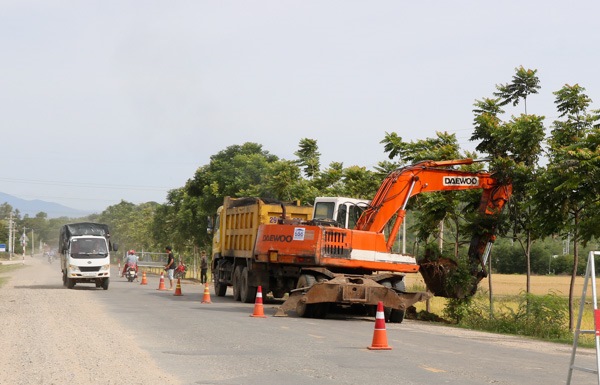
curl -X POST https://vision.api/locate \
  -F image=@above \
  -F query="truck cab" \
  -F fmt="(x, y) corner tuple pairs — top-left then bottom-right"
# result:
(60, 223), (117, 290)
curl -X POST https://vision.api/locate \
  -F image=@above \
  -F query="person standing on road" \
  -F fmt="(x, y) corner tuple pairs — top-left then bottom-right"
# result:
(164, 246), (175, 290)
(200, 251), (208, 284)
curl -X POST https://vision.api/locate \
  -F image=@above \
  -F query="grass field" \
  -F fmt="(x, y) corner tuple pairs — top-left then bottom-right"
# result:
(405, 272), (598, 344)
(405, 272), (595, 316)
(406, 272), (593, 298)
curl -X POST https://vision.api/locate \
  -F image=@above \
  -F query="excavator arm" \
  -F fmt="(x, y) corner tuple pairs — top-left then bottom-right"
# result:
(355, 159), (512, 298)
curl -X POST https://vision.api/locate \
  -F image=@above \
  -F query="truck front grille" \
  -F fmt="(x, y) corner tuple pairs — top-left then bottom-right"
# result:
(79, 266), (101, 272)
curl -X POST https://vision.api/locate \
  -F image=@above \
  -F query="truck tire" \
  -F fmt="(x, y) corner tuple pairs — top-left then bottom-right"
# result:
(392, 279), (406, 292)
(311, 276), (330, 319)
(101, 278), (109, 290)
(62, 271), (67, 287)
(389, 309), (405, 323)
(295, 274), (316, 318)
(312, 303), (330, 319)
(380, 280), (405, 323)
(66, 278), (75, 289)
(239, 267), (257, 304)
(213, 268), (228, 297)
(232, 266), (243, 301)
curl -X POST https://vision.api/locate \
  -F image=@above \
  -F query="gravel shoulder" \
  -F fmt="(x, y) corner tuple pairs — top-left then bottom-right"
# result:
(0, 256), (181, 385)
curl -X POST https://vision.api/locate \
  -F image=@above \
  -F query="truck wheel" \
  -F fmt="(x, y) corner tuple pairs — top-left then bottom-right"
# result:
(239, 267), (257, 304)
(62, 271), (67, 287)
(295, 274), (316, 318)
(380, 281), (394, 322)
(213, 269), (227, 297)
(101, 278), (109, 290)
(312, 303), (330, 319)
(232, 266), (243, 301)
(392, 279), (406, 292)
(296, 299), (314, 318)
(66, 278), (75, 289)
(297, 274), (315, 288)
(389, 309), (405, 323)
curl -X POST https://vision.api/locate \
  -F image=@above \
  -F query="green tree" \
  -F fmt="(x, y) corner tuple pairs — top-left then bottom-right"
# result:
(471, 67), (545, 295)
(0, 203), (14, 249)
(536, 84), (600, 330)
(381, 131), (462, 165)
(311, 161), (345, 197)
(97, 200), (158, 252)
(187, 142), (280, 217)
(294, 138), (321, 179)
(494, 66), (541, 114)
(339, 166), (380, 199)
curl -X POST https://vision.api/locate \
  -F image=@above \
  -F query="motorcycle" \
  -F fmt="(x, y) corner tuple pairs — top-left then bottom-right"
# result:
(174, 262), (187, 280)
(125, 265), (137, 282)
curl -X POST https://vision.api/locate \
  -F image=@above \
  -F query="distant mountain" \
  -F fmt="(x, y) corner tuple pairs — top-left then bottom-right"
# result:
(0, 192), (94, 219)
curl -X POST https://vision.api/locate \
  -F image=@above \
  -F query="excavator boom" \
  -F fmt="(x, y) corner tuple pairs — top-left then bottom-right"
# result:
(355, 159), (512, 298)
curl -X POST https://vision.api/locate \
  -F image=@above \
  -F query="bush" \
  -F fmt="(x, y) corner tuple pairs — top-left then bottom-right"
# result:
(443, 298), (471, 324)
(456, 291), (569, 340)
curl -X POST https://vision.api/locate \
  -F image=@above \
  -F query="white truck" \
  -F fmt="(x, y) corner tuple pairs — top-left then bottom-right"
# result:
(59, 222), (118, 290)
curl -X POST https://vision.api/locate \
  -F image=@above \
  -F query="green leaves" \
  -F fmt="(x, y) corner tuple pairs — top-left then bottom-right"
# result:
(294, 138), (321, 179)
(381, 131), (462, 164)
(494, 66), (541, 114)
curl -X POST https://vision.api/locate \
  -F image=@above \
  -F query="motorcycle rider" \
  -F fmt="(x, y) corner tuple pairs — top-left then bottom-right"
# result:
(122, 250), (139, 279)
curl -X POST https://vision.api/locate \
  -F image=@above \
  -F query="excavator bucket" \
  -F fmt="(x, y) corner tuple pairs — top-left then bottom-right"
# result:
(418, 257), (480, 299)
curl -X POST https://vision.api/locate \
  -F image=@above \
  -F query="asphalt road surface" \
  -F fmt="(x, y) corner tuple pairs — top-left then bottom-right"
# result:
(1, 256), (598, 385)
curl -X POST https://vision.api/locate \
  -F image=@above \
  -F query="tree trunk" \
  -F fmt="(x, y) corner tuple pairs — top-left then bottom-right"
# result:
(454, 218), (460, 259)
(438, 220), (444, 252)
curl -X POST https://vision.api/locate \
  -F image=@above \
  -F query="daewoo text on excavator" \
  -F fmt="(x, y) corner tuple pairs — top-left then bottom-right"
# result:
(210, 159), (512, 322)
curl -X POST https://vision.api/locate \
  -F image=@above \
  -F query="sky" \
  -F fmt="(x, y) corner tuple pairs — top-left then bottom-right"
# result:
(1, 1), (599, 212)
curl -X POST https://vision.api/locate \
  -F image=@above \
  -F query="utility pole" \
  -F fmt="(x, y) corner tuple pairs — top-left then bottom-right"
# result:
(20, 228), (29, 257)
(8, 212), (13, 260)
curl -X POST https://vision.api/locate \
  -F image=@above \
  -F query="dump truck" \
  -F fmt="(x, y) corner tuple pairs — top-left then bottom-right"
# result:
(211, 159), (512, 321)
(59, 222), (118, 290)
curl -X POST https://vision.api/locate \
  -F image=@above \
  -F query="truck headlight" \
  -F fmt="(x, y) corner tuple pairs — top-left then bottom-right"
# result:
(101, 264), (110, 271)
(69, 264), (80, 272)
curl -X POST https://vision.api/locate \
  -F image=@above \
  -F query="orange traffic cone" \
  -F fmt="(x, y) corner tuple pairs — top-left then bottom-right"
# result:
(368, 301), (392, 350)
(173, 278), (183, 296)
(140, 271), (148, 285)
(250, 286), (267, 318)
(157, 272), (167, 291)
(201, 282), (212, 304)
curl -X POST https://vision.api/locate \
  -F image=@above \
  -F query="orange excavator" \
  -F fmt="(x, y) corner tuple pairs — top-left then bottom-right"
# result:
(211, 159), (511, 321)
(353, 158), (512, 298)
